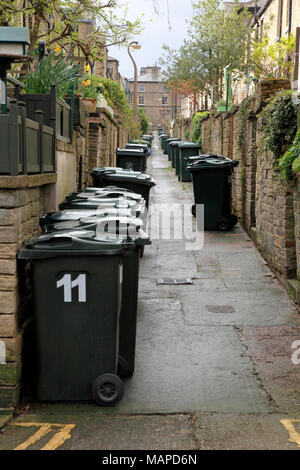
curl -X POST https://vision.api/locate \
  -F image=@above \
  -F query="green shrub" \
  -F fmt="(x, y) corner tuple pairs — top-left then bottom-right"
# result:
(191, 111), (209, 144)
(24, 53), (79, 100)
(138, 107), (149, 134)
(279, 129), (300, 181)
(215, 99), (234, 111)
(262, 89), (298, 160)
(78, 74), (109, 101)
(184, 128), (190, 140)
(292, 156), (300, 174)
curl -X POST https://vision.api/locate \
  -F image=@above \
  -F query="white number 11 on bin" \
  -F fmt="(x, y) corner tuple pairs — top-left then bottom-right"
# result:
(56, 274), (87, 303)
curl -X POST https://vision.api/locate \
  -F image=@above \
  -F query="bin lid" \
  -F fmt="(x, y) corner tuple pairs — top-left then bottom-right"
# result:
(178, 142), (202, 149)
(125, 143), (148, 151)
(116, 148), (145, 157)
(82, 186), (138, 195)
(166, 138), (181, 143)
(184, 154), (228, 162)
(41, 217), (151, 246)
(128, 140), (150, 146)
(40, 208), (136, 227)
(59, 197), (145, 211)
(79, 216), (151, 245)
(170, 140), (186, 147)
(92, 168), (156, 186)
(188, 157), (239, 171)
(142, 135), (154, 139)
(18, 230), (135, 260)
(65, 189), (144, 203)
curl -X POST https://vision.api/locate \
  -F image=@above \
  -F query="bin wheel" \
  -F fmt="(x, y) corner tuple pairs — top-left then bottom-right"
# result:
(139, 246), (145, 258)
(92, 373), (124, 406)
(218, 218), (232, 231)
(117, 355), (132, 379)
(230, 214), (238, 227)
(191, 204), (196, 217)
(178, 176), (181, 181)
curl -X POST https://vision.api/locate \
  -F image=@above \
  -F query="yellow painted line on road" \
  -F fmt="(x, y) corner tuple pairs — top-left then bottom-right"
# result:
(11, 422), (76, 450)
(280, 419), (300, 448)
(41, 424), (76, 450)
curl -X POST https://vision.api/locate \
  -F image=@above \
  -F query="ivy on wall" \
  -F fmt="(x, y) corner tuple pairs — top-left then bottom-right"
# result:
(279, 129), (300, 181)
(237, 98), (250, 151)
(261, 89), (298, 160)
(191, 111), (210, 145)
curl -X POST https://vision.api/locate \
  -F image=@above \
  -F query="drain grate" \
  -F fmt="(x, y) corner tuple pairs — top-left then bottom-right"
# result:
(205, 305), (235, 313)
(157, 278), (194, 285)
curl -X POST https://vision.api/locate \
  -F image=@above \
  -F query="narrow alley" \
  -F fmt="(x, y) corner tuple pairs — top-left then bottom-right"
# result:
(1, 132), (300, 450)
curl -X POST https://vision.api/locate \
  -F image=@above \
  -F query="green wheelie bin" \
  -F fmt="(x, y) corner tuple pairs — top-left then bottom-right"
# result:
(165, 138), (181, 159)
(169, 140), (183, 169)
(18, 231), (135, 406)
(91, 168), (156, 209)
(116, 148), (145, 172)
(187, 156), (239, 230)
(178, 142), (201, 182)
(160, 134), (169, 151)
(125, 143), (148, 171)
(173, 141), (186, 176)
(39, 215), (150, 379)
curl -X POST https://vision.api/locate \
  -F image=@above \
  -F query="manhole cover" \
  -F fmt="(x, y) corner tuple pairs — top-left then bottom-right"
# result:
(205, 305), (235, 313)
(157, 278), (194, 285)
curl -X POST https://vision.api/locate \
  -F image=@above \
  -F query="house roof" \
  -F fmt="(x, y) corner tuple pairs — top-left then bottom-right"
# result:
(129, 71), (166, 83)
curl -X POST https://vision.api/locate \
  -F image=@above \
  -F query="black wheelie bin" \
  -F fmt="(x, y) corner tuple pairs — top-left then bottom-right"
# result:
(91, 168), (155, 209)
(165, 138), (181, 160)
(39, 216), (150, 379)
(169, 140), (182, 169)
(116, 148), (145, 172)
(125, 143), (148, 171)
(164, 137), (178, 157)
(188, 156), (239, 230)
(18, 231), (135, 406)
(160, 134), (169, 151)
(178, 142), (202, 182)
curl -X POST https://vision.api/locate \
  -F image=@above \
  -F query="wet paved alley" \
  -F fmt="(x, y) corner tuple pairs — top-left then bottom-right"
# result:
(1, 132), (300, 450)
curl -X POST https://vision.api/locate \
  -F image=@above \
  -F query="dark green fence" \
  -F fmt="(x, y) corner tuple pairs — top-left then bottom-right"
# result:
(0, 99), (55, 175)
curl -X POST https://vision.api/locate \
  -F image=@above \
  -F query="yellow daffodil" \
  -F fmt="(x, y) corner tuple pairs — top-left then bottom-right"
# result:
(84, 64), (90, 72)
(81, 80), (86, 87)
(98, 82), (103, 87)
(54, 45), (62, 52)
(85, 79), (91, 86)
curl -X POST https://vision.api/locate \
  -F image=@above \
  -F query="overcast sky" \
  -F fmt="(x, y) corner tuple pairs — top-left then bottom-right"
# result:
(108, 0), (195, 80)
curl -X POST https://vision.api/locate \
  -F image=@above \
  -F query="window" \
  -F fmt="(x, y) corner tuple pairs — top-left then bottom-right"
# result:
(162, 96), (167, 105)
(287, 0), (293, 35)
(139, 86), (144, 92)
(162, 86), (167, 93)
(138, 96), (144, 106)
(277, 0), (284, 39)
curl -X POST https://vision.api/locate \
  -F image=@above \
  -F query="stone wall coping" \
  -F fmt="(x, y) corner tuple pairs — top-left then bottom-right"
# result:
(0, 173), (57, 189)
(56, 140), (73, 153)
(96, 107), (116, 125)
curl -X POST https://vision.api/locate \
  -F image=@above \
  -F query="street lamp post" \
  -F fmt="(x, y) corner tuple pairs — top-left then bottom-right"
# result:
(127, 41), (141, 123)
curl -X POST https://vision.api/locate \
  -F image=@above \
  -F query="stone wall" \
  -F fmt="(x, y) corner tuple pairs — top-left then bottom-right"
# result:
(200, 80), (300, 303)
(172, 118), (192, 141)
